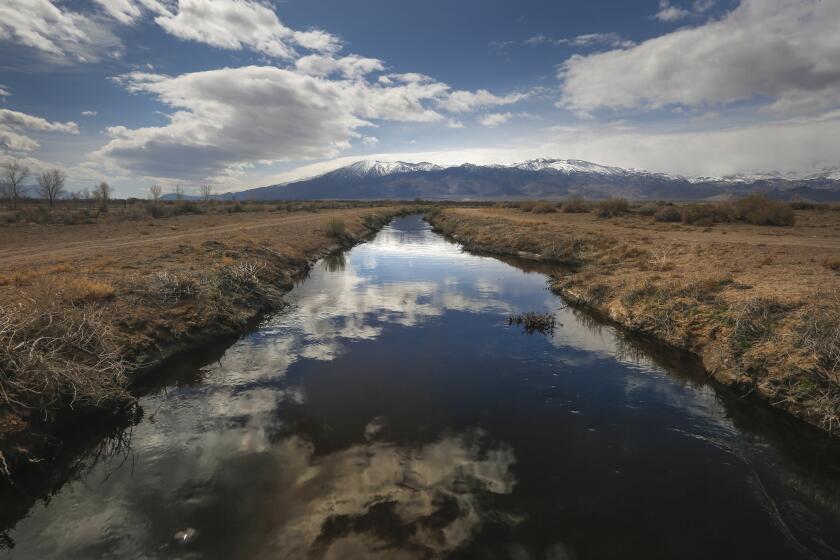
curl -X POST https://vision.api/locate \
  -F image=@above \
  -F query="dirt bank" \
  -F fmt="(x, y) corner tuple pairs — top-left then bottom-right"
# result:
(427, 206), (840, 435)
(0, 205), (407, 477)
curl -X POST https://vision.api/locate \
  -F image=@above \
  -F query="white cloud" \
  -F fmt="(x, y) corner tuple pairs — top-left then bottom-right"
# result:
(525, 32), (634, 49)
(81, 110), (98, 117)
(154, 0), (340, 59)
(93, 0), (143, 24)
(437, 89), (528, 112)
(95, 66), (505, 180)
(655, 0), (715, 22)
(560, 0), (840, 115)
(0, 0), (122, 62)
(478, 112), (512, 127)
(0, 108), (79, 153)
(294, 54), (384, 79)
(0, 86), (10, 98)
(361, 136), (379, 146)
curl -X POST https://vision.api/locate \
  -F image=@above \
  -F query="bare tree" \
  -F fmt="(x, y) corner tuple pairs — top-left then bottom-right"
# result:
(36, 169), (67, 207)
(199, 183), (214, 202)
(149, 184), (162, 204)
(94, 181), (112, 212)
(2, 159), (30, 210)
(174, 184), (183, 201)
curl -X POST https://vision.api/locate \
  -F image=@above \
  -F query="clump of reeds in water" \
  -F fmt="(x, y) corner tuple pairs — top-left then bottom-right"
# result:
(508, 312), (556, 334)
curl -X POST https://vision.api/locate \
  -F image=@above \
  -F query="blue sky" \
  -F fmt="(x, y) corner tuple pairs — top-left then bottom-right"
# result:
(1, 0), (838, 196)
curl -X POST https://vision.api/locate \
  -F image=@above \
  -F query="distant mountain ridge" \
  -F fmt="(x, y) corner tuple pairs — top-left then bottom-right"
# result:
(205, 158), (840, 201)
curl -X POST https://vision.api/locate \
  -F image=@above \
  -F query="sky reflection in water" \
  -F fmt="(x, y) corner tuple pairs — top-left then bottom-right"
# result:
(5, 215), (840, 560)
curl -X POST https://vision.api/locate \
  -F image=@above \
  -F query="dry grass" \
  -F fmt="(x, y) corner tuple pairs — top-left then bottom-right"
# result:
(61, 278), (115, 303)
(425, 206), (840, 433)
(0, 270), (36, 287)
(0, 304), (128, 410)
(595, 198), (630, 218)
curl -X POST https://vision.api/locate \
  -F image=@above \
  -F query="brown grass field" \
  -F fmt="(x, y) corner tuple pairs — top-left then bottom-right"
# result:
(428, 203), (840, 434)
(0, 203), (407, 472)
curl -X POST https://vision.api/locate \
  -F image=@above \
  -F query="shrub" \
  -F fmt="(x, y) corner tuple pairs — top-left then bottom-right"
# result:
(637, 203), (659, 216)
(325, 218), (346, 238)
(531, 202), (557, 214)
(823, 258), (840, 271)
(518, 200), (537, 212)
(654, 206), (682, 222)
(146, 271), (200, 303)
(732, 194), (795, 226)
(682, 203), (733, 225)
(790, 199), (816, 210)
(595, 197), (629, 218)
(562, 196), (590, 213)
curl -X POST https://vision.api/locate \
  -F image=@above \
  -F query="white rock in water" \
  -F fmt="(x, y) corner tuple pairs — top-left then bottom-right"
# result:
(173, 528), (198, 545)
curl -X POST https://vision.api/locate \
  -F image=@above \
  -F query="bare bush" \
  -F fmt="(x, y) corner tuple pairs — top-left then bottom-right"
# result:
(562, 196), (590, 213)
(732, 194), (795, 226)
(682, 203), (733, 225)
(595, 197), (629, 218)
(0, 305), (128, 410)
(654, 206), (682, 222)
(199, 183), (214, 202)
(94, 182), (112, 212)
(146, 271), (200, 304)
(531, 201), (557, 214)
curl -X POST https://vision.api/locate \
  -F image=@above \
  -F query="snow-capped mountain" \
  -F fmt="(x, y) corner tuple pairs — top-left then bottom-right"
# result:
(332, 160), (444, 178)
(217, 158), (840, 201)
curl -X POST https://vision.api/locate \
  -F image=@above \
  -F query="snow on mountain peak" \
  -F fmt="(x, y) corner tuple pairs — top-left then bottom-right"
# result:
(340, 160), (442, 177)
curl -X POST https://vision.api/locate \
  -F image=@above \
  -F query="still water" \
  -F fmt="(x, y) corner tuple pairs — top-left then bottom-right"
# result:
(3, 215), (840, 559)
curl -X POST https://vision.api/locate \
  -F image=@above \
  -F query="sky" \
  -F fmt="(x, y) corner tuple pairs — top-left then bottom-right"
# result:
(1, 0), (839, 197)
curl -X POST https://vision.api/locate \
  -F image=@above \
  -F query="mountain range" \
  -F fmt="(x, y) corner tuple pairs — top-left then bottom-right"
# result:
(203, 159), (840, 201)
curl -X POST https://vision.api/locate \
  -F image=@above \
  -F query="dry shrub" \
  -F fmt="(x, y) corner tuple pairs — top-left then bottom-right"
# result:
(62, 278), (115, 302)
(540, 237), (586, 265)
(595, 198), (629, 218)
(821, 257), (840, 271)
(146, 271), (200, 304)
(518, 200), (537, 212)
(325, 217), (346, 238)
(682, 203), (733, 225)
(654, 206), (682, 222)
(797, 293), (840, 383)
(0, 304), (128, 410)
(636, 203), (659, 216)
(531, 202), (557, 214)
(732, 194), (795, 226)
(562, 196), (590, 213)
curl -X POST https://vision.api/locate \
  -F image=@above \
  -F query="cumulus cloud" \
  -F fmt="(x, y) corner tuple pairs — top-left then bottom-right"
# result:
(560, 0), (840, 115)
(0, 0), (122, 62)
(478, 113), (513, 127)
(97, 66), (508, 180)
(154, 0), (340, 59)
(525, 32), (634, 49)
(294, 54), (384, 79)
(0, 108), (79, 153)
(0, 86), (10, 98)
(361, 136), (379, 146)
(655, 0), (715, 22)
(96, 57), (529, 181)
(437, 89), (528, 113)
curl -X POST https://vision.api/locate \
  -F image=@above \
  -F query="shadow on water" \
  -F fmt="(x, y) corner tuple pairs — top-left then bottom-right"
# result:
(2, 214), (840, 559)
